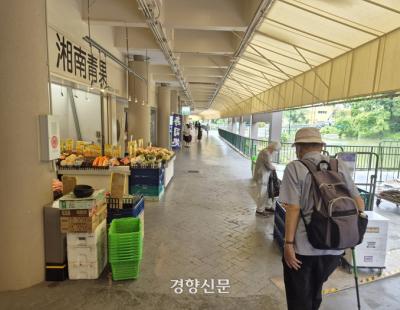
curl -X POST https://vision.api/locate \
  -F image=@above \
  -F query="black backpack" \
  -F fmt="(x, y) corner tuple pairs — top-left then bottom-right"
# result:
(300, 159), (368, 250)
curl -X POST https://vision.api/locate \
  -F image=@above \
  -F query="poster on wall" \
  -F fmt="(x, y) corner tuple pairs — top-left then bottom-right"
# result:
(39, 115), (60, 161)
(171, 114), (183, 149)
(337, 152), (357, 179)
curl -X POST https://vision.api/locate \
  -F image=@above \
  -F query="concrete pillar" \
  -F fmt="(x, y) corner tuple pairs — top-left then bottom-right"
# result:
(239, 116), (246, 136)
(0, 0), (53, 290)
(252, 112), (283, 142)
(157, 85), (171, 149)
(232, 117), (238, 134)
(269, 111), (283, 143)
(226, 118), (232, 131)
(251, 115), (259, 139)
(128, 55), (150, 146)
(170, 90), (178, 114)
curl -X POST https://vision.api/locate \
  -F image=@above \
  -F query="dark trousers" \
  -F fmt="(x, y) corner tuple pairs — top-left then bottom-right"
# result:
(282, 254), (341, 310)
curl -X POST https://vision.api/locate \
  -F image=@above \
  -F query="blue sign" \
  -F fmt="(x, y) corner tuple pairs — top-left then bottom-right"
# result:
(171, 114), (183, 149)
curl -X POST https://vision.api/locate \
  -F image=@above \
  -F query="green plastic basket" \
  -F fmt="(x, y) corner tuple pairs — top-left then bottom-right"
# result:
(111, 259), (141, 280)
(109, 245), (143, 261)
(108, 217), (144, 267)
(109, 217), (141, 234)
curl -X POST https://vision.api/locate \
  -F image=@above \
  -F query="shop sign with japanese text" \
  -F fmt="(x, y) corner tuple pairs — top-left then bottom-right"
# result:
(48, 27), (107, 89)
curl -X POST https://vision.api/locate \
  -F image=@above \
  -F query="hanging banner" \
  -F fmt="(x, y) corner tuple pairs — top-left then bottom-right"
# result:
(171, 114), (183, 149)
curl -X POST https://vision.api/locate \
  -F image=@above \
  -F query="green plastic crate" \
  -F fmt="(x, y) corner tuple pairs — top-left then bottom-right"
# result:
(108, 217), (143, 266)
(109, 217), (141, 234)
(109, 243), (143, 261)
(110, 259), (141, 280)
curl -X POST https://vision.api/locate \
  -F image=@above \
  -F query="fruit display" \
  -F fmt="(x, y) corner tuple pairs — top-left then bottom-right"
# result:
(59, 154), (84, 167)
(58, 143), (174, 170)
(130, 147), (174, 166)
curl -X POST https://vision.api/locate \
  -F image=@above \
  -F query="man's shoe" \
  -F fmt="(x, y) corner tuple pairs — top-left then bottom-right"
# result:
(256, 210), (269, 217)
(264, 208), (275, 213)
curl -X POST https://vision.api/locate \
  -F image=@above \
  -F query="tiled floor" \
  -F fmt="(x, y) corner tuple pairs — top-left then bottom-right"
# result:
(0, 131), (399, 309)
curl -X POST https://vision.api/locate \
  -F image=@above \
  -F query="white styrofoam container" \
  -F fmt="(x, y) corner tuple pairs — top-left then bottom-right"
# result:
(345, 211), (389, 268)
(356, 236), (387, 252)
(67, 219), (107, 279)
(364, 211), (389, 237)
(164, 157), (175, 188)
(345, 249), (387, 268)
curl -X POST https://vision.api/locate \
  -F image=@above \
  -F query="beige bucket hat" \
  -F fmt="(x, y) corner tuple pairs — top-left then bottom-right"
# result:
(292, 127), (325, 146)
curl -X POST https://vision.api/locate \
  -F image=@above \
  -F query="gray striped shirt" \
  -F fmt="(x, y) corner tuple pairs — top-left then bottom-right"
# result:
(279, 151), (359, 256)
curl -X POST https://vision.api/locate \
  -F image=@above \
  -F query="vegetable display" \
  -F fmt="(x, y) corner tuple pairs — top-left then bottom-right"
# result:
(58, 146), (174, 168)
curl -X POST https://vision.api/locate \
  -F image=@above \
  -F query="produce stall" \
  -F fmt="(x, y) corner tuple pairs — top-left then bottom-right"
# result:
(56, 140), (176, 201)
(58, 166), (131, 195)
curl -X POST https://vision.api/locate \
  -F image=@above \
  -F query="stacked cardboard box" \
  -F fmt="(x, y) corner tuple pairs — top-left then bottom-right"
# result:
(59, 189), (107, 233)
(58, 188), (108, 279)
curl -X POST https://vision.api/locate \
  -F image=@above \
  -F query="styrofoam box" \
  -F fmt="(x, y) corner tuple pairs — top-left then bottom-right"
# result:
(345, 211), (389, 268)
(345, 249), (387, 268)
(357, 236), (388, 252)
(364, 211), (389, 238)
(67, 219), (107, 280)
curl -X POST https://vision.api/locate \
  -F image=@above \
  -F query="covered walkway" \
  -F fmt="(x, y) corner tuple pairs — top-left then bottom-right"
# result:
(1, 132), (399, 309)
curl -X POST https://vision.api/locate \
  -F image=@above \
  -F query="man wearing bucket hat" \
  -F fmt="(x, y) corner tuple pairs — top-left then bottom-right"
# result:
(279, 127), (365, 310)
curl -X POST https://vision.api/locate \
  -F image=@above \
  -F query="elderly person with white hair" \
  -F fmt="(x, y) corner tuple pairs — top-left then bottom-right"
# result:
(253, 141), (281, 216)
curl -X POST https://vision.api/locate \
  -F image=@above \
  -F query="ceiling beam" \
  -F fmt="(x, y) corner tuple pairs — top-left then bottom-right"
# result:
(174, 30), (238, 55)
(82, 0), (146, 27)
(114, 27), (159, 49)
(183, 67), (225, 78)
(163, 0), (248, 31)
(180, 54), (230, 68)
(186, 76), (221, 84)
(150, 65), (175, 75)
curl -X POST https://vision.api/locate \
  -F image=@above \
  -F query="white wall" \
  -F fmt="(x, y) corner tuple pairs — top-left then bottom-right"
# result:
(51, 84), (102, 143)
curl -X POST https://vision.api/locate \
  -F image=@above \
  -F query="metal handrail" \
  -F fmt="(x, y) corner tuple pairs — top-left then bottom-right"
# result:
(219, 128), (399, 171)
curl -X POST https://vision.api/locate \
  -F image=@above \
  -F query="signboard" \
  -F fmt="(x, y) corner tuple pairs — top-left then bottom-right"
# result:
(181, 106), (191, 115)
(337, 152), (357, 179)
(48, 27), (108, 89)
(39, 115), (60, 161)
(171, 114), (183, 149)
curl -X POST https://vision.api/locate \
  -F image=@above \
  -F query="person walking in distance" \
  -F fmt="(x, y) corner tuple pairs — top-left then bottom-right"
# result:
(205, 123), (210, 137)
(182, 124), (192, 148)
(197, 124), (203, 141)
(253, 141), (281, 216)
(279, 127), (366, 310)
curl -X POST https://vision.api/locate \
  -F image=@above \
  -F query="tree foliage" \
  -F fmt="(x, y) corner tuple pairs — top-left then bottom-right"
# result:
(287, 110), (308, 124)
(326, 97), (399, 138)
